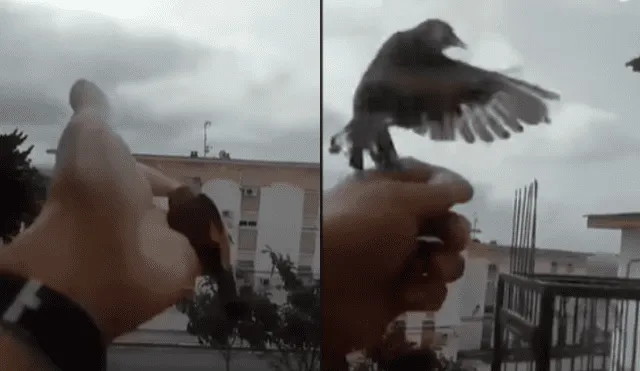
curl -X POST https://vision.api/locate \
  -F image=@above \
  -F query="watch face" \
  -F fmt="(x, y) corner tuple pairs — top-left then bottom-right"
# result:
(1, 279), (43, 324)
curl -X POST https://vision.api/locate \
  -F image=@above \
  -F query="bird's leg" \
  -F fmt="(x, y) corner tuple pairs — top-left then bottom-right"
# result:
(364, 114), (403, 172)
(329, 128), (347, 154)
(327, 118), (367, 171)
(373, 128), (403, 172)
(329, 121), (366, 170)
(349, 147), (365, 171)
(345, 117), (371, 171)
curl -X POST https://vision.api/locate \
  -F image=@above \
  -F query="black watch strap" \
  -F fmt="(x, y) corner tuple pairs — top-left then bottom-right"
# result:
(0, 273), (106, 371)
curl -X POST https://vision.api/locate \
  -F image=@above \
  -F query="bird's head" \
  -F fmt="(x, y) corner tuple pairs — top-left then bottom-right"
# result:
(414, 19), (467, 51)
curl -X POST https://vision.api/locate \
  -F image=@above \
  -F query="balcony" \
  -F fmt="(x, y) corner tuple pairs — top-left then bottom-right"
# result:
(491, 273), (640, 371)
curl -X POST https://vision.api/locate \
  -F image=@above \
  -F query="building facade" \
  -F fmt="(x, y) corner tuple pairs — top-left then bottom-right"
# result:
(38, 152), (321, 344)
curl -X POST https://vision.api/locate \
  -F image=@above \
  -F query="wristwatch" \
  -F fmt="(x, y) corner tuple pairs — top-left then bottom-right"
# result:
(0, 272), (105, 371)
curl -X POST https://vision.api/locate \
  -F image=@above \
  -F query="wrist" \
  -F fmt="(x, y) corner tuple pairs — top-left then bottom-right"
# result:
(0, 254), (113, 343)
(0, 272), (106, 371)
(0, 326), (58, 371)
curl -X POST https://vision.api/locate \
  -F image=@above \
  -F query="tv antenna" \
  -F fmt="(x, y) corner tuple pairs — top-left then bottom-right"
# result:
(203, 121), (212, 156)
(471, 213), (482, 239)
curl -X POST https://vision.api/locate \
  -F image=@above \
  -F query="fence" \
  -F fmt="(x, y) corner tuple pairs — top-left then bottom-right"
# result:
(491, 273), (640, 371)
(491, 180), (640, 371)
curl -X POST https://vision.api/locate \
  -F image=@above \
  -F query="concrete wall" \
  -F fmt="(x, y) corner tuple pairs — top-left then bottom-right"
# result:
(611, 229), (640, 371)
(458, 257), (490, 351)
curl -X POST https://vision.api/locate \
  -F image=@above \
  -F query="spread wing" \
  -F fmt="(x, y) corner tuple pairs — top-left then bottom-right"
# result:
(353, 33), (560, 143)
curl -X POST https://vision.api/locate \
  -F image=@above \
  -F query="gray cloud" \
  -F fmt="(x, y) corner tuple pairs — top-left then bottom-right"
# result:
(0, 3), (212, 96)
(2, 1), (319, 165)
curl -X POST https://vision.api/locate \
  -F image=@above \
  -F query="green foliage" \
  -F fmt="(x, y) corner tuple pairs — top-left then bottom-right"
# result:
(0, 129), (47, 243)
(259, 245), (321, 371)
(186, 246), (320, 371)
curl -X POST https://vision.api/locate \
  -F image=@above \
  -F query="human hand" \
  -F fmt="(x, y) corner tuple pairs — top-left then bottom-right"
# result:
(0, 79), (238, 343)
(322, 157), (473, 363)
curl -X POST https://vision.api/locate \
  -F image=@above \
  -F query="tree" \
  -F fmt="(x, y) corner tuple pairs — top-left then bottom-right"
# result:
(364, 322), (474, 371)
(186, 247), (321, 371)
(186, 274), (279, 371)
(252, 246), (321, 371)
(185, 276), (243, 371)
(0, 129), (47, 243)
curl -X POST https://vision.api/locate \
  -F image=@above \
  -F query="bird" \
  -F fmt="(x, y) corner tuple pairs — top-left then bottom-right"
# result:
(329, 19), (561, 171)
(626, 56), (640, 72)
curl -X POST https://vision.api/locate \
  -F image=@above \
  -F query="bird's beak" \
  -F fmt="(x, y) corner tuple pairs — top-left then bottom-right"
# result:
(452, 34), (467, 49)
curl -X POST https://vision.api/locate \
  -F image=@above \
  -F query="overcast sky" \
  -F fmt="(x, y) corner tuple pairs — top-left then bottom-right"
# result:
(1, 0), (319, 167)
(324, 0), (640, 253)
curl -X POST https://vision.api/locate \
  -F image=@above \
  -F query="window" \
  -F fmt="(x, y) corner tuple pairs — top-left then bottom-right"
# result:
(237, 259), (254, 272)
(298, 265), (313, 285)
(299, 231), (317, 255)
(422, 319), (435, 331)
(566, 263), (574, 274)
(237, 229), (258, 252)
(303, 190), (320, 214)
(488, 264), (498, 279)
(239, 220), (257, 227)
(240, 187), (260, 211)
(550, 261), (558, 274)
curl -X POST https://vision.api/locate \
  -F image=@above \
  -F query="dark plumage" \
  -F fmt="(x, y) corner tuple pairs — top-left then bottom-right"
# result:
(329, 19), (561, 170)
(626, 56), (640, 72)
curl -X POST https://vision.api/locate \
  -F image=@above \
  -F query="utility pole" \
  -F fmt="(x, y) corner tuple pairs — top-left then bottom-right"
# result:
(203, 121), (212, 156)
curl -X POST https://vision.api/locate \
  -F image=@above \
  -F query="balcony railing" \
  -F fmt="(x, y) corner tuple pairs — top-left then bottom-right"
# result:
(492, 273), (640, 371)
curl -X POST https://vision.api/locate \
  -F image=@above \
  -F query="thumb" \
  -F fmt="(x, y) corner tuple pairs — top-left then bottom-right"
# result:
(393, 171), (473, 218)
(368, 157), (474, 217)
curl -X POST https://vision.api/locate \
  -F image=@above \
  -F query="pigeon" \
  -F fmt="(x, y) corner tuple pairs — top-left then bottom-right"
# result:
(626, 56), (640, 72)
(329, 19), (561, 171)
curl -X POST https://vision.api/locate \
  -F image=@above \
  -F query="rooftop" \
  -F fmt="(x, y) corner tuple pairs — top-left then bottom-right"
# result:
(42, 150), (320, 171)
(470, 240), (608, 260)
(134, 152), (320, 170)
(585, 212), (640, 229)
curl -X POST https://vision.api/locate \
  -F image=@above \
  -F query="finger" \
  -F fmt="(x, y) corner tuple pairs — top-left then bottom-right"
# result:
(394, 181), (474, 219)
(427, 253), (466, 282)
(137, 162), (183, 197)
(400, 281), (448, 312)
(359, 157), (435, 183)
(418, 213), (471, 254)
